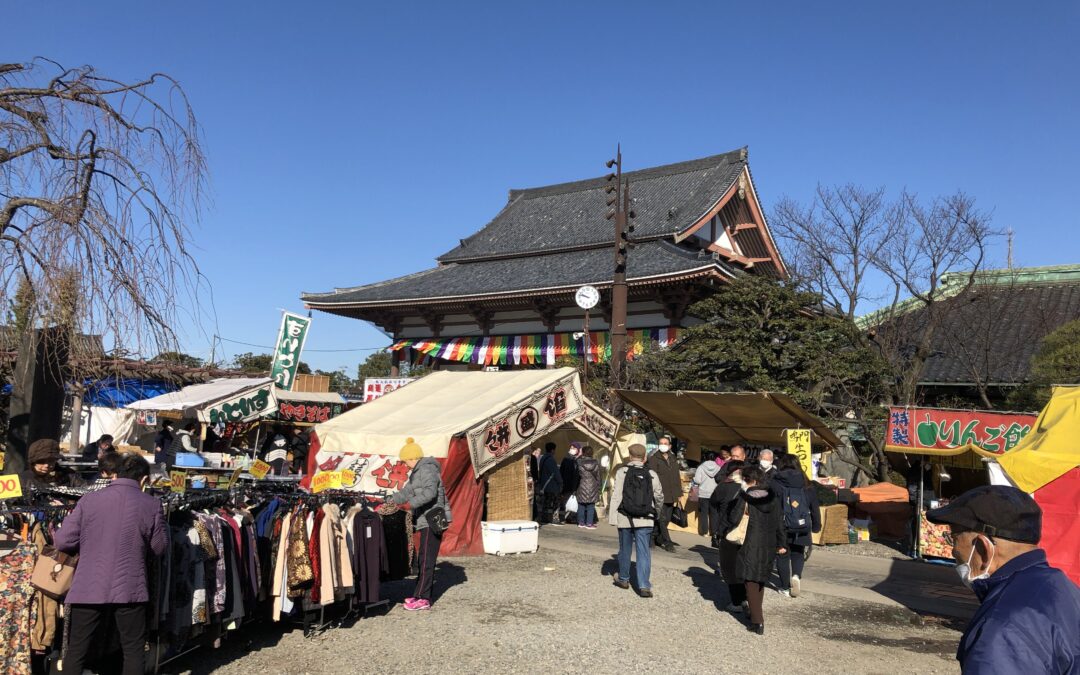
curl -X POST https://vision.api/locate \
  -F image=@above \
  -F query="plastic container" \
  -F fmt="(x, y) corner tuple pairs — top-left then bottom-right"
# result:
(482, 520), (539, 556)
(174, 453), (206, 468)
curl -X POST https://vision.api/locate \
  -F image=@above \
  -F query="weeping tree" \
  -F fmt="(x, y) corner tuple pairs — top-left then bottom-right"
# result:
(0, 59), (209, 361)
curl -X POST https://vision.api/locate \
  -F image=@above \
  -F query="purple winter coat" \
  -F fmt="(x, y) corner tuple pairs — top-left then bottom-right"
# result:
(54, 478), (168, 604)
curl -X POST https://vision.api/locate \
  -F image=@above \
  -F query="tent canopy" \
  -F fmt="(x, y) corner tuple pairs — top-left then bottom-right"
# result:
(998, 386), (1080, 493)
(126, 377), (275, 419)
(312, 368), (583, 462)
(615, 390), (841, 448)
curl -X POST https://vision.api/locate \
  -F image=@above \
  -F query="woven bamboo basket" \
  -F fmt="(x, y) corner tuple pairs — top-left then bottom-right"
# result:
(813, 504), (850, 545)
(485, 451), (532, 521)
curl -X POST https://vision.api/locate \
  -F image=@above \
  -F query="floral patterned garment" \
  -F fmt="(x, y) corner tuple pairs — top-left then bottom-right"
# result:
(0, 543), (39, 675)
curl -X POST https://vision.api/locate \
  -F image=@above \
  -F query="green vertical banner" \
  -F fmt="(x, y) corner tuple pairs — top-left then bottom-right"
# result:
(270, 311), (311, 390)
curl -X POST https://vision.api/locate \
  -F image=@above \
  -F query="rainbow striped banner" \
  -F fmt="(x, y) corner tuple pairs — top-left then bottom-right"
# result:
(390, 327), (681, 366)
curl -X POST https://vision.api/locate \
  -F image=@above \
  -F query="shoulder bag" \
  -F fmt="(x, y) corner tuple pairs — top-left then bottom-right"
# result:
(724, 506), (750, 545)
(30, 545), (78, 599)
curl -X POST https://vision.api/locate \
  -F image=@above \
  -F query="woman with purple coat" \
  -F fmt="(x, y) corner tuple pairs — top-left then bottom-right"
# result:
(54, 452), (168, 675)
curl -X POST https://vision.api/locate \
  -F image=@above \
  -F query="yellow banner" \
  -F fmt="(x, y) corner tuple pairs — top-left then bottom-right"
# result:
(169, 470), (187, 494)
(249, 460), (272, 480)
(787, 429), (813, 479)
(311, 470), (342, 494)
(0, 474), (23, 499)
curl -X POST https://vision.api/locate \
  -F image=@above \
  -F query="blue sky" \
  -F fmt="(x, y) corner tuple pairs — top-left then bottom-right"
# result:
(8, 1), (1078, 373)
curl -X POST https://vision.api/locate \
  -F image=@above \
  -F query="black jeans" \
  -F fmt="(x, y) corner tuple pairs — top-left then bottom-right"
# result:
(540, 492), (560, 524)
(64, 603), (147, 675)
(777, 543), (807, 590)
(698, 500), (721, 540)
(653, 503), (674, 546)
(414, 527), (442, 602)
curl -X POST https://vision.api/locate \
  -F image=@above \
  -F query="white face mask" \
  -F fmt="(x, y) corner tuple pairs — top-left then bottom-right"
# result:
(955, 535), (995, 589)
(659, 444), (670, 454)
(760, 460), (773, 470)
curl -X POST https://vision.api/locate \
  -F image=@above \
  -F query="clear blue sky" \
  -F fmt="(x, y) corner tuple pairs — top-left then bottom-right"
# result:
(8, 2), (1078, 373)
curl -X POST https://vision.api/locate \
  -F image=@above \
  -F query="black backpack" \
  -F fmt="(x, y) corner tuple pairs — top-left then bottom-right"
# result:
(781, 484), (812, 534)
(618, 466), (657, 519)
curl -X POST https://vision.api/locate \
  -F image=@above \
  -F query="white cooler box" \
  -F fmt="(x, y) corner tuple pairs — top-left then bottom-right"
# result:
(482, 520), (539, 556)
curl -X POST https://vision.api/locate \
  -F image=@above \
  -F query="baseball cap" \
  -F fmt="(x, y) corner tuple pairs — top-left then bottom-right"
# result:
(926, 485), (1042, 543)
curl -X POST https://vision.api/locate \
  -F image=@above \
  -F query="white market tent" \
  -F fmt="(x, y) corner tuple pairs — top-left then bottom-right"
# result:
(274, 390), (345, 405)
(126, 377), (277, 423)
(311, 367), (595, 476)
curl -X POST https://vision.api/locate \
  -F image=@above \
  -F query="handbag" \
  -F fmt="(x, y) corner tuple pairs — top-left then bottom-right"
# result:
(724, 507), (750, 545)
(425, 506), (450, 536)
(30, 546), (78, 599)
(670, 503), (689, 528)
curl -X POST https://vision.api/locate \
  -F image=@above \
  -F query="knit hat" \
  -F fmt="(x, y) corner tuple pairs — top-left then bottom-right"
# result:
(399, 437), (423, 462)
(27, 438), (61, 464)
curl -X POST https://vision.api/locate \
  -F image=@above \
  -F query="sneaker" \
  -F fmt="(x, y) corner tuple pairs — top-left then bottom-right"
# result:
(578, 524), (587, 528)
(613, 577), (630, 590)
(638, 589), (653, 598)
(587, 525), (598, 530)
(725, 603), (743, 613)
(663, 543), (675, 553)
(791, 575), (801, 598)
(404, 599), (430, 611)
(404, 597), (416, 607)
(778, 589), (792, 599)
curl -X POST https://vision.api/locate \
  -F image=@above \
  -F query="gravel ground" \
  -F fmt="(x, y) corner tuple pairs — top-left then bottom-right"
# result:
(169, 548), (962, 675)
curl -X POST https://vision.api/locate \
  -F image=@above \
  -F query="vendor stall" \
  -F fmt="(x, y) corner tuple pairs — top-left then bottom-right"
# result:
(615, 390), (842, 535)
(304, 367), (614, 556)
(885, 406), (1038, 558)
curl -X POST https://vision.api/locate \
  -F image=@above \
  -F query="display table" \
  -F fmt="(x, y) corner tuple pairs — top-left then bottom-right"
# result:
(919, 510), (954, 558)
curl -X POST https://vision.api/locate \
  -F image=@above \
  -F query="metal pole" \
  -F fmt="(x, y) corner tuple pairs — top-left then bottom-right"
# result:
(583, 309), (590, 382)
(916, 458), (924, 559)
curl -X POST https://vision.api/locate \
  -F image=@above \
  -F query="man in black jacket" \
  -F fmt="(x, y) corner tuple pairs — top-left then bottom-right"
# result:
(537, 443), (563, 525)
(647, 436), (683, 551)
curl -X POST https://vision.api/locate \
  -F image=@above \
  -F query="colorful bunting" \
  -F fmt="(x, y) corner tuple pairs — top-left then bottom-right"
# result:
(390, 328), (681, 366)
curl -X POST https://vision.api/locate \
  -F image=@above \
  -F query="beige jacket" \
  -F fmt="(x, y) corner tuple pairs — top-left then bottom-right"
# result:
(271, 511), (292, 621)
(607, 461), (665, 529)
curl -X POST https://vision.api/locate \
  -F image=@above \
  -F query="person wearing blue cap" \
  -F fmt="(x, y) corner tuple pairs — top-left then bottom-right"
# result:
(927, 485), (1080, 674)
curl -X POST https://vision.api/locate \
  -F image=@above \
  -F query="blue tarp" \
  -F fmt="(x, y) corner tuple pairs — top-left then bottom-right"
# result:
(81, 377), (177, 408)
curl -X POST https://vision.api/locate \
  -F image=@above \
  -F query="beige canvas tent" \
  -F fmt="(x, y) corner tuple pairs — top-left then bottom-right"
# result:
(616, 390), (841, 455)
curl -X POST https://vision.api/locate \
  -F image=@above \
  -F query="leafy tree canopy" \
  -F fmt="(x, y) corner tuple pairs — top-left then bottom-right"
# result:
(357, 352), (392, 381)
(1008, 318), (1080, 411)
(151, 351), (204, 368)
(232, 352), (310, 375)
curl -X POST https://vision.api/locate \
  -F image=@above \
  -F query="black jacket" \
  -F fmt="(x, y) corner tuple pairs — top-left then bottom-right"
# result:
(647, 452), (682, 503)
(773, 468), (822, 547)
(575, 457), (602, 504)
(560, 456), (580, 495)
(735, 485), (786, 584)
(712, 481), (745, 537)
(538, 453), (563, 495)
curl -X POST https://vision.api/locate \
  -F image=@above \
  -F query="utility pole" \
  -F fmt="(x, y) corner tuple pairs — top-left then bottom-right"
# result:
(604, 146), (635, 394)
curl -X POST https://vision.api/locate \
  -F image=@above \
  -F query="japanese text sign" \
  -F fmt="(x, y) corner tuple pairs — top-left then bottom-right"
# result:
(886, 407), (1037, 455)
(786, 429), (813, 478)
(248, 459), (272, 480)
(277, 401), (343, 424)
(270, 312), (311, 391)
(0, 474), (23, 499)
(465, 372), (585, 477)
(363, 378), (414, 402)
(573, 398), (620, 448)
(203, 386), (277, 426)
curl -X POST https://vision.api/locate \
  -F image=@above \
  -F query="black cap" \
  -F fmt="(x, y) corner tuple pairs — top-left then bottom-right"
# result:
(926, 485), (1042, 544)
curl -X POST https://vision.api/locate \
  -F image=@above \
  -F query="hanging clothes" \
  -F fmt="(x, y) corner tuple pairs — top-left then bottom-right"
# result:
(0, 543), (38, 675)
(351, 507), (389, 604)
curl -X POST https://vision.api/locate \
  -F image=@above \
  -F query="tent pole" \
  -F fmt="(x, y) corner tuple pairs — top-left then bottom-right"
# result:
(916, 458), (924, 559)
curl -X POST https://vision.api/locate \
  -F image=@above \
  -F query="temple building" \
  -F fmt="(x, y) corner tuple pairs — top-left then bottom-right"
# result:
(302, 147), (788, 373)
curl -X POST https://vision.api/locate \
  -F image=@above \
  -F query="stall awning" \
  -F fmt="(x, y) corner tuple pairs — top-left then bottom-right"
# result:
(998, 386), (1080, 493)
(391, 327), (681, 366)
(126, 377), (278, 425)
(313, 367), (590, 476)
(615, 390), (841, 448)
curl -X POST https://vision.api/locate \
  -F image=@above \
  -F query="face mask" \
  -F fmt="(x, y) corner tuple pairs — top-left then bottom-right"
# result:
(659, 445), (670, 453)
(955, 535), (995, 589)
(760, 460), (773, 470)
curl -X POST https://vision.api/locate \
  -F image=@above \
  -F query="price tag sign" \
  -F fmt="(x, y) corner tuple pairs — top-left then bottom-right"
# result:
(169, 470), (187, 494)
(249, 460), (272, 480)
(0, 452), (6, 472)
(0, 474), (23, 499)
(226, 467), (243, 490)
(311, 471), (342, 494)
(786, 429), (813, 479)
(341, 469), (356, 487)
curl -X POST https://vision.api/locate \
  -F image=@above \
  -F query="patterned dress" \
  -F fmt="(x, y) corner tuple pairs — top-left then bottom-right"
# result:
(0, 543), (39, 675)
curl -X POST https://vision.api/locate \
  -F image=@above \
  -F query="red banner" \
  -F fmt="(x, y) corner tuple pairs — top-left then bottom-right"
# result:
(886, 407), (1037, 456)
